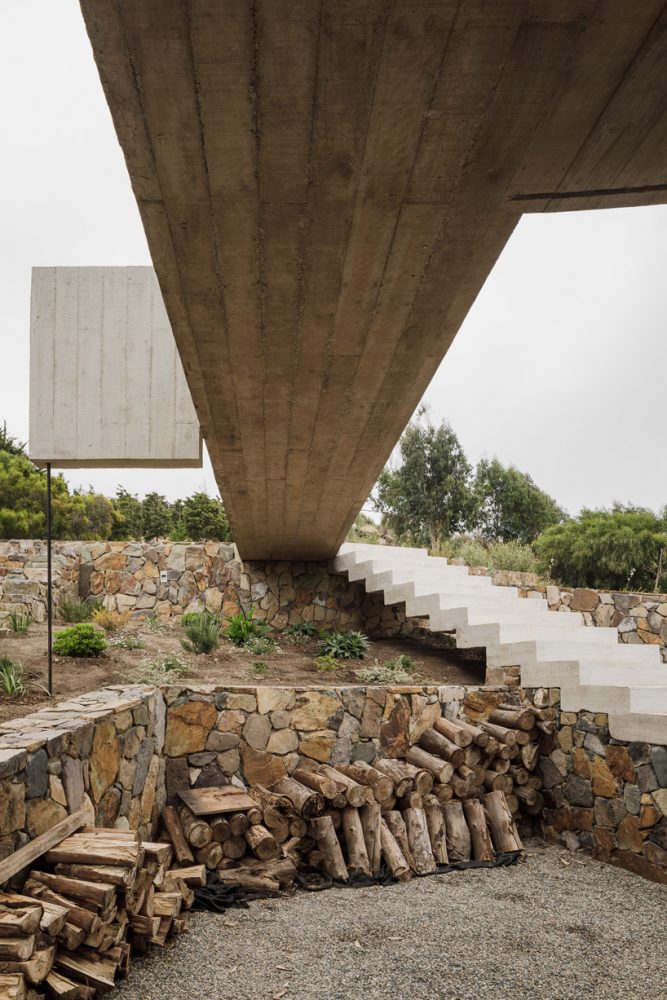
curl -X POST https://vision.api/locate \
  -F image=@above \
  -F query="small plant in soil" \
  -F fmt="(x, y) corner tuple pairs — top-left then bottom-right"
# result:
(243, 634), (279, 655)
(129, 652), (191, 685)
(318, 630), (370, 660)
(7, 610), (33, 633)
(283, 622), (321, 645)
(144, 615), (167, 633)
(57, 598), (97, 623)
(354, 653), (416, 684)
(0, 656), (24, 695)
(53, 623), (107, 657)
(252, 660), (268, 676)
(224, 609), (270, 647)
(313, 652), (341, 672)
(108, 632), (146, 650)
(92, 607), (132, 632)
(182, 611), (221, 654)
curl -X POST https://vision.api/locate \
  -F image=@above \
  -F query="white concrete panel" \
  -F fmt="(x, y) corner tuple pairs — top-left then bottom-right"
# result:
(29, 267), (202, 467)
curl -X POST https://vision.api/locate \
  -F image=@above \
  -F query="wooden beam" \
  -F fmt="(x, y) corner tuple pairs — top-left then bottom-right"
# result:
(0, 811), (86, 888)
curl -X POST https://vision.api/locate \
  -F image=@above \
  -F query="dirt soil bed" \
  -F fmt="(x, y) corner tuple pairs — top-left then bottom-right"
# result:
(0, 620), (483, 723)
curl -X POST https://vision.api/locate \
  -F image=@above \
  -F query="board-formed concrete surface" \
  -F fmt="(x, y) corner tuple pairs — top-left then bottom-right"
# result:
(29, 267), (202, 468)
(79, 2), (667, 557)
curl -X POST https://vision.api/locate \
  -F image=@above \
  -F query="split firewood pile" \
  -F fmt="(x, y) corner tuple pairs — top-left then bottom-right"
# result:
(0, 827), (199, 998)
(158, 701), (550, 890)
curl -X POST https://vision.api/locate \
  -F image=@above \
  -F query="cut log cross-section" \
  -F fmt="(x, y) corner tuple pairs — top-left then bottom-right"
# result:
(272, 778), (325, 819)
(405, 746), (454, 785)
(335, 763), (393, 803)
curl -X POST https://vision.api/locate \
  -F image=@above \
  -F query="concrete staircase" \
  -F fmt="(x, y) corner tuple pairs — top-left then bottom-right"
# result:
(334, 543), (667, 745)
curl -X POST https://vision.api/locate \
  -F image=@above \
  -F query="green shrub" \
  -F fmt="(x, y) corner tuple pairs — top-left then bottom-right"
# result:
(355, 654), (416, 684)
(224, 609), (270, 647)
(534, 506), (667, 592)
(8, 610), (33, 633)
(252, 660), (268, 677)
(57, 599), (95, 623)
(318, 630), (370, 660)
(182, 611), (221, 654)
(313, 652), (341, 672)
(439, 537), (538, 574)
(0, 656), (24, 695)
(129, 652), (190, 685)
(53, 623), (107, 657)
(181, 610), (219, 629)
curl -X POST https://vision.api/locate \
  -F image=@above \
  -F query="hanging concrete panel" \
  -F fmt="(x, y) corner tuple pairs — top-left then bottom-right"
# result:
(29, 266), (202, 468)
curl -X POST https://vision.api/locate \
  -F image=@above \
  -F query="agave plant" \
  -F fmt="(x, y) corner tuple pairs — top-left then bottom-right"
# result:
(318, 630), (370, 660)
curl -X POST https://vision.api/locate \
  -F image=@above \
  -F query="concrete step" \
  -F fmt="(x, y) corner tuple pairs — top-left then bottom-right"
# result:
(457, 620), (616, 650)
(379, 580), (520, 607)
(608, 710), (667, 743)
(427, 604), (582, 634)
(561, 682), (667, 715)
(521, 658), (666, 688)
(405, 592), (540, 619)
(335, 542), (667, 745)
(485, 637), (647, 668)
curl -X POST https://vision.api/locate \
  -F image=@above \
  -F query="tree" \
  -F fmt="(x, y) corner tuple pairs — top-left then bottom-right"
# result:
(112, 488), (144, 540)
(176, 492), (233, 542)
(0, 422), (26, 456)
(534, 505), (667, 592)
(141, 493), (173, 540)
(0, 447), (120, 541)
(375, 409), (474, 549)
(474, 458), (565, 544)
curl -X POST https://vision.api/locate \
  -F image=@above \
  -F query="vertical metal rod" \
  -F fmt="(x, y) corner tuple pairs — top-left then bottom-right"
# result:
(46, 462), (53, 696)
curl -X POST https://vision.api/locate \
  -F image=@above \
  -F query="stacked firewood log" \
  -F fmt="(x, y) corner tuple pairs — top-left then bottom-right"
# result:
(157, 704), (542, 890)
(411, 701), (555, 820)
(0, 828), (197, 997)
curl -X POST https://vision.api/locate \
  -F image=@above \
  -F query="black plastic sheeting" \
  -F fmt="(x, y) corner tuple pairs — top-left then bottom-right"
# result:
(192, 852), (520, 913)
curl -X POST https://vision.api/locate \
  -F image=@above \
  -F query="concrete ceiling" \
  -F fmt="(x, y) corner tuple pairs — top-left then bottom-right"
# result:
(79, 1), (667, 559)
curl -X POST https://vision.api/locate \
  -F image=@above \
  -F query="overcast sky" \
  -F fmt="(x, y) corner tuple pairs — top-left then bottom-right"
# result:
(2, 2), (666, 516)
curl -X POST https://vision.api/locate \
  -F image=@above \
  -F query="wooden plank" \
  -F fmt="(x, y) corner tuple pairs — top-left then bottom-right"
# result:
(177, 787), (256, 817)
(0, 811), (86, 888)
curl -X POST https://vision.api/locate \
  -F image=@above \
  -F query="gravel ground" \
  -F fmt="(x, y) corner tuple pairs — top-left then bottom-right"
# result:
(116, 841), (666, 1000)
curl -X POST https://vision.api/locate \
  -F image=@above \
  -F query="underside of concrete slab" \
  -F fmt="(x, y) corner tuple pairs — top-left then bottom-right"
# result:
(79, 1), (667, 558)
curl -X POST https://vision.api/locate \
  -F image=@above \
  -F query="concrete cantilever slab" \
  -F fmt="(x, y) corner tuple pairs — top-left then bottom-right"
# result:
(78, 1), (667, 559)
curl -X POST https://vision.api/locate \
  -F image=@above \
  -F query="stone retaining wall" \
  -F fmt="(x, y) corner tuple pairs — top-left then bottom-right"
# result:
(0, 685), (165, 859)
(535, 698), (667, 884)
(0, 541), (80, 623)
(0, 681), (665, 883)
(519, 584), (667, 662)
(2, 540), (667, 658)
(0, 541), (420, 639)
